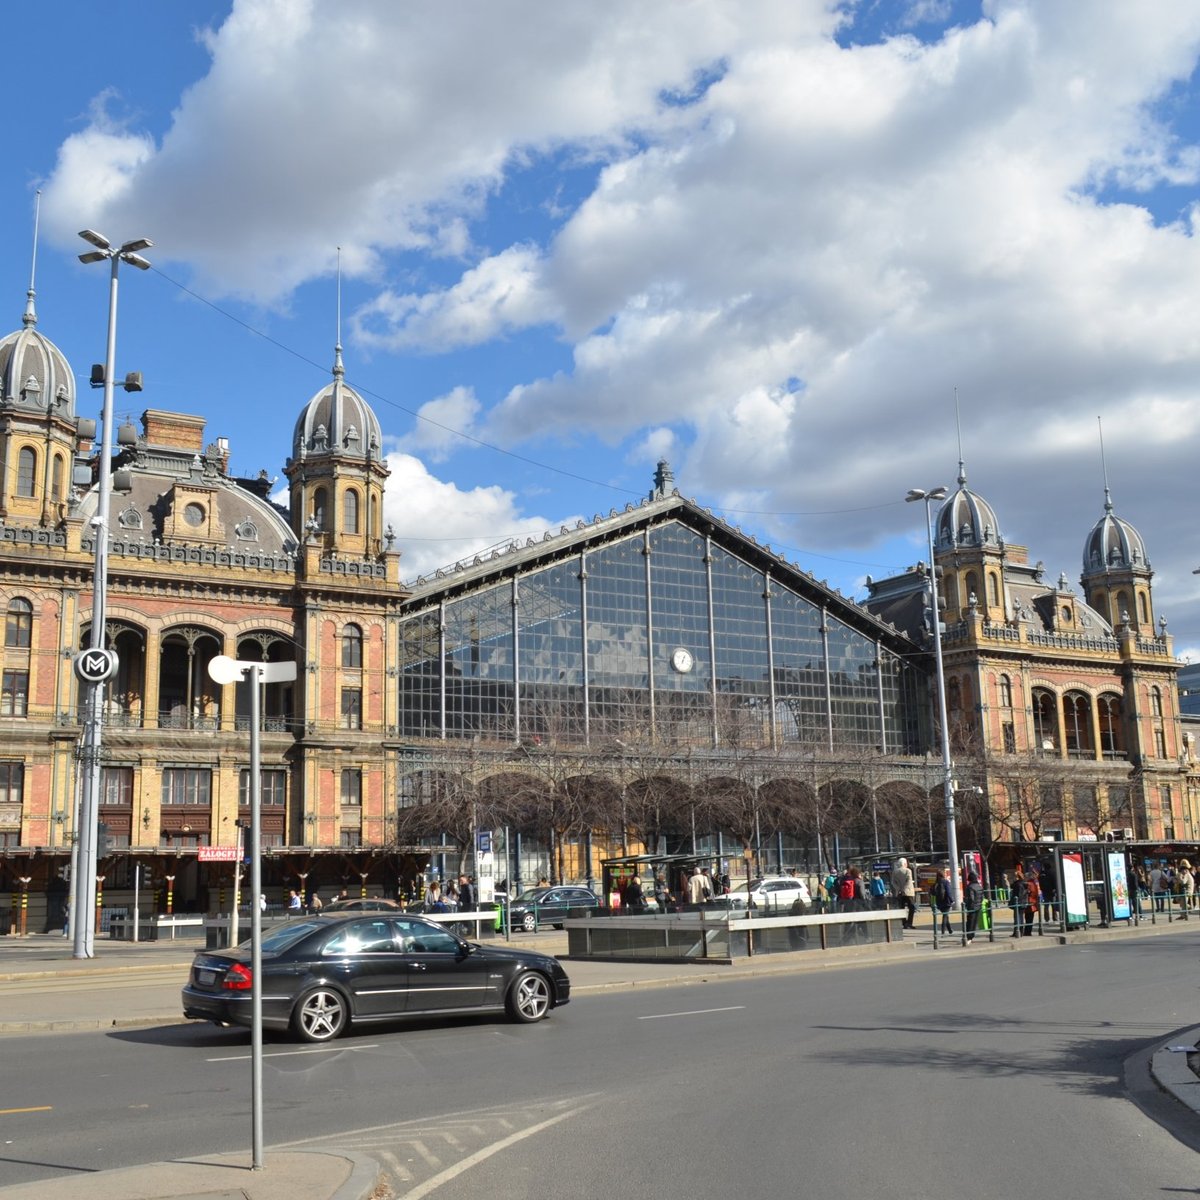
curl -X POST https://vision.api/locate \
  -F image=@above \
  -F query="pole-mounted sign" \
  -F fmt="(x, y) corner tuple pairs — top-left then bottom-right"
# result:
(207, 652), (297, 1171)
(73, 647), (119, 685)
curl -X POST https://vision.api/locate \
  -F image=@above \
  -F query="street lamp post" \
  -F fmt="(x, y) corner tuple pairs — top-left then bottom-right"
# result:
(905, 486), (961, 901)
(72, 230), (152, 959)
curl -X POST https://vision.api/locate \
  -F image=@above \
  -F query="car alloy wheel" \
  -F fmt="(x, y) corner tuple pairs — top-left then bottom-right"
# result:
(521, 912), (538, 932)
(507, 972), (551, 1022)
(293, 987), (348, 1043)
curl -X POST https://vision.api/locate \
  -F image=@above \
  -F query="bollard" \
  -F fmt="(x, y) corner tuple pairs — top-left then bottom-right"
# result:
(18, 877), (31, 937)
(95, 875), (105, 935)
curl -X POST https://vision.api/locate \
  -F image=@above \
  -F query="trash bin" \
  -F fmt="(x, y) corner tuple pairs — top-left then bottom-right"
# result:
(980, 898), (991, 931)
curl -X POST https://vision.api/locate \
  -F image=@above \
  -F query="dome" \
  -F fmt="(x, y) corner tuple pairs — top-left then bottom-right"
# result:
(0, 293), (76, 421)
(934, 467), (1001, 551)
(291, 346), (382, 463)
(1082, 492), (1149, 576)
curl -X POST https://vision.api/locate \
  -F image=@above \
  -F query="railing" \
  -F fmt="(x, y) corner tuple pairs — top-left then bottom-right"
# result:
(158, 711), (221, 732)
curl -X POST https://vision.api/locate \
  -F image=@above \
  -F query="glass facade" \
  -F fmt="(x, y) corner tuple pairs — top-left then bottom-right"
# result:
(398, 518), (922, 753)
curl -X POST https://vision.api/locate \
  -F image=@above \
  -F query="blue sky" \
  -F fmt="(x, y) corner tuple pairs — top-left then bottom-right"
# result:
(7, 1), (1200, 653)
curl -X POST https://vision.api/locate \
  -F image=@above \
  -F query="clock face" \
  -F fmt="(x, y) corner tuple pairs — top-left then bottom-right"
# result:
(671, 647), (694, 673)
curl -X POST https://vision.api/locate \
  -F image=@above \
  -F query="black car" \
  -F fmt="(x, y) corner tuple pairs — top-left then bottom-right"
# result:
(181, 913), (570, 1043)
(506, 885), (600, 932)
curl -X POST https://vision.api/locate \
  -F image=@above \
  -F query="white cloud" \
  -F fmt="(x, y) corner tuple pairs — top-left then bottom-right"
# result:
(382, 453), (579, 581)
(393, 386), (482, 463)
(355, 246), (556, 352)
(35, 0), (1200, 647)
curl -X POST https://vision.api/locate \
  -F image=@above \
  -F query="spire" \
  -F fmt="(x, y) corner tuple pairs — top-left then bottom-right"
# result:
(954, 386), (966, 486)
(22, 190), (40, 329)
(332, 245), (344, 378)
(1098, 415), (1113, 513)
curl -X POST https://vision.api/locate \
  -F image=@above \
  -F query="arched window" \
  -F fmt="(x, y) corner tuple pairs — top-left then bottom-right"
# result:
(999, 674), (1013, 709)
(16, 447), (36, 498)
(5, 598), (32, 648)
(1063, 692), (1093, 758)
(947, 677), (962, 711)
(1139, 593), (1149, 624)
(50, 454), (64, 502)
(964, 571), (980, 608)
(342, 623), (363, 669)
(1033, 689), (1057, 752)
(311, 487), (328, 530)
(343, 489), (360, 534)
(988, 573), (1000, 606)
(1151, 686), (1163, 717)
(1113, 590), (1129, 624)
(1097, 694), (1123, 756)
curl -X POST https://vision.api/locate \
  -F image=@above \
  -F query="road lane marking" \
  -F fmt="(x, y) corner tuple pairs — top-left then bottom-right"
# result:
(0, 1106), (52, 1115)
(398, 1104), (592, 1200)
(638, 1006), (746, 1020)
(206, 1043), (379, 1062)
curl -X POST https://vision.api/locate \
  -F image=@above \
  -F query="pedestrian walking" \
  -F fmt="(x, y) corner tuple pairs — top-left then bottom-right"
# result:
(963, 872), (984, 942)
(1022, 872), (1039, 936)
(933, 867), (956, 935)
(890, 857), (917, 928)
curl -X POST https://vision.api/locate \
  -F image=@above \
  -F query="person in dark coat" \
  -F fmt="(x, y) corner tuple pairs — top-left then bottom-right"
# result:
(624, 875), (646, 912)
(933, 867), (956, 935)
(963, 872), (984, 943)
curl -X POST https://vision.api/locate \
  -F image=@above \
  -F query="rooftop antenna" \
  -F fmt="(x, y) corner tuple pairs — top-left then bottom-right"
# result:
(23, 189), (40, 328)
(1098, 415), (1113, 512)
(333, 245), (344, 378)
(954, 385), (966, 486)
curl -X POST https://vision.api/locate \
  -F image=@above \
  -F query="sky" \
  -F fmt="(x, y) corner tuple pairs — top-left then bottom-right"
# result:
(7, 0), (1200, 655)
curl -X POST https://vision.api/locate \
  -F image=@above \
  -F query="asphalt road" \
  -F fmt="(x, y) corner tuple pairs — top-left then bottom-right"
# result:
(2, 933), (1199, 1198)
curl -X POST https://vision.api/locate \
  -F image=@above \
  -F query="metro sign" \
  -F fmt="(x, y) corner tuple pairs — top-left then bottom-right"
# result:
(73, 647), (119, 684)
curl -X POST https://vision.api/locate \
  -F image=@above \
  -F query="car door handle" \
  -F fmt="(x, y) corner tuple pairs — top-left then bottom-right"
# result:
(407, 961), (427, 971)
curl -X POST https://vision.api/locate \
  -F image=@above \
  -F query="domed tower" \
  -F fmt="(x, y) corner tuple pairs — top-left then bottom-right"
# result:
(0, 266), (80, 528)
(285, 341), (388, 556)
(1081, 486), (1153, 632)
(932, 461), (1007, 622)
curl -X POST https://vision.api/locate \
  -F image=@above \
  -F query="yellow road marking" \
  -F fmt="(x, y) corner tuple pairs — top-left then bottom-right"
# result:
(0, 1106), (52, 1115)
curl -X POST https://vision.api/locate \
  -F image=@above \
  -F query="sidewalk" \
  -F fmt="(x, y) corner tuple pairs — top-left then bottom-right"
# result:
(0, 918), (1193, 1200)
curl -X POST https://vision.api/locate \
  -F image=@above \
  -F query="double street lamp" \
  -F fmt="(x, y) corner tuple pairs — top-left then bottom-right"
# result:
(905, 486), (961, 902)
(72, 230), (152, 959)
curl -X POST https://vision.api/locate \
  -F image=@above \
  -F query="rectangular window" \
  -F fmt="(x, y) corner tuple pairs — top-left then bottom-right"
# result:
(340, 687), (362, 731)
(161, 768), (212, 806)
(1, 670), (28, 716)
(1002, 723), (1016, 753)
(1155, 728), (1167, 758)
(0, 761), (24, 804)
(341, 769), (362, 806)
(0, 830), (20, 847)
(340, 828), (362, 847)
(101, 767), (134, 805)
(239, 768), (287, 806)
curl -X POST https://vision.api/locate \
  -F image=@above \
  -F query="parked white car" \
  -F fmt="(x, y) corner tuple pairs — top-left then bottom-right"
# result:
(716, 877), (812, 911)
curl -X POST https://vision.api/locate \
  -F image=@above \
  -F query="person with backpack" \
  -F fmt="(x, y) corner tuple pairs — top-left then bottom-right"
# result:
(933, 867), (956, 935)
(836, 868), (861, 913)
(890, 857), (917, 929)
(869, 872), (888, 909)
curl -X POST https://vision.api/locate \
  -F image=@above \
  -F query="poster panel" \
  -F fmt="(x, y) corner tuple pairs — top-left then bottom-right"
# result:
(1108, 852), (1131, 921)
(1062, 852), (1088, 925)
